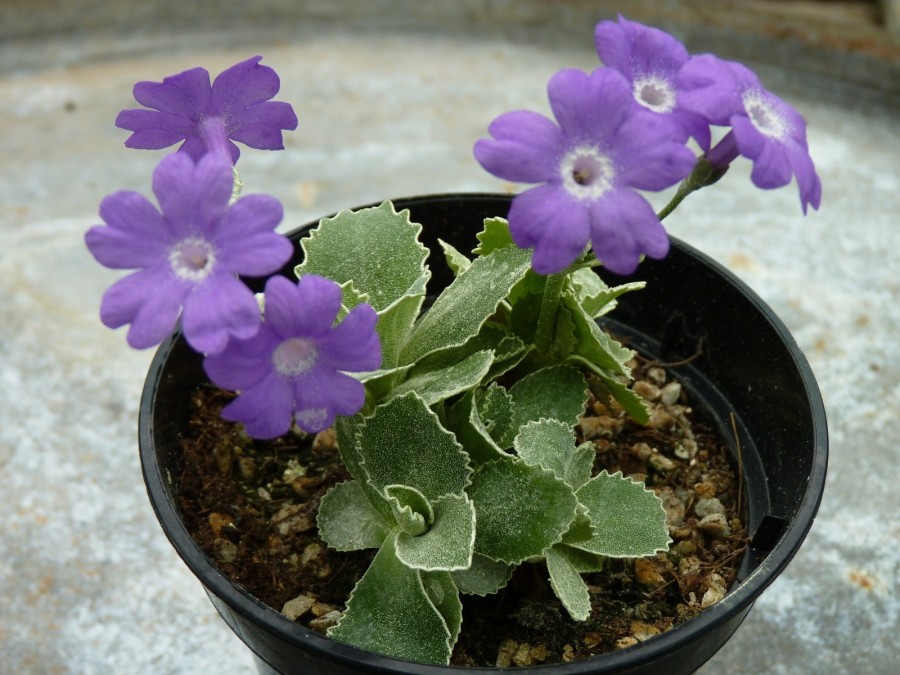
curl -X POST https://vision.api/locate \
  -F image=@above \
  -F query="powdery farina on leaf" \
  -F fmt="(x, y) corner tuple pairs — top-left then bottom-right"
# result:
(116, 56), (299, 163)
(85, 152), (293, 353)
(678, 55), (822, 214)
(203, 274), (382, 439)
(474, 67), (695, 276)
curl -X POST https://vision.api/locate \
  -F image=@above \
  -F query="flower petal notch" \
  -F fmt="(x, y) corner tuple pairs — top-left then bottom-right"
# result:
(203, 274), (382, 438)
(85, 152), (293, 353)
(116, 56), (299, 163)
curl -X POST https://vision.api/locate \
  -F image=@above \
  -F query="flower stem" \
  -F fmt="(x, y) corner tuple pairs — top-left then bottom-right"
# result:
(657, 156), (730, 222)
(535, 271), (566, 353)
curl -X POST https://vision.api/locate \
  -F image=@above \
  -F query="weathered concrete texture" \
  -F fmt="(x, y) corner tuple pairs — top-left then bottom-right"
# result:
(1, 3), (897, 674)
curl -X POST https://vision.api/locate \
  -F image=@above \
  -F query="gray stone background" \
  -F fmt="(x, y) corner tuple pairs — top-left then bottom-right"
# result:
(0, 1), (897, 673)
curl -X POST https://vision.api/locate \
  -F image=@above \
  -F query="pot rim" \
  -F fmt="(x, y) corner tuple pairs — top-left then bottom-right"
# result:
(139, 192), (828, 673)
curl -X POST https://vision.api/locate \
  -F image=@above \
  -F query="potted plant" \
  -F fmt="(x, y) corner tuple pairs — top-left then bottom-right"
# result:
(87, 16), (827, 674)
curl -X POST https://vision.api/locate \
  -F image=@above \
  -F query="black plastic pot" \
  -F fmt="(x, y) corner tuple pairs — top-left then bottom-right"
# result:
(139, 193), (828, 674)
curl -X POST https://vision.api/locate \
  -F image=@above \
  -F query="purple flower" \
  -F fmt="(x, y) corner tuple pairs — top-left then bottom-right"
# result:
(203, 275), (382, 438)
(115, 56), (299, 163)
(474, 67), (696, 275)
(85, 152), (293, 353)
(679, 55), (822, 213)
(595, 16), (711, 150)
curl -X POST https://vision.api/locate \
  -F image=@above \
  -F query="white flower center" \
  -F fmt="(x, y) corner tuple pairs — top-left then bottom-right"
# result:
(273, 337), (318, 377)
(633, 76), (676, 114)
(560, 146), (615, 201)
(742, 91), (787, 139)
(297, 407), (328, 430)
(169, 237), (216, 282)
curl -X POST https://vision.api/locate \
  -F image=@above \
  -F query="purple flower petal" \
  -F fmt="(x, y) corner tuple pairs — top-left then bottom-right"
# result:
(116, 57), (297, 164)
(181, 274), (261, 354)
(100, 268), (184, 348)
(215, 198), (292, 276)
(508, 185), (590, 275)
(203, 330), (275, 390)
(221, 370), (295, 439)
(87, 191), (171, 268)
(89, 152), (290, 350)
(294, 370), (366, 432)
(590, 190), (669, 275)
(473, 111), (563, 183)
(212, 56), (280, 111)
(202, 275), (381, 439)
(319, 303), (382, 373)
(549, 68), (632, 140)
(595, 16), (689, 80)
(229, 101), (299, 150)
(133, 67), (212, 116)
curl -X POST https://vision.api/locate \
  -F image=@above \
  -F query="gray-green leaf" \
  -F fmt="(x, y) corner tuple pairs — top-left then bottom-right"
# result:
(359, 392), (471, 500)
(317, 480), (390, 551)
(508, 363), (588, 432)
(573, 471), (671, 558)
(328, 536), (457, 664)
(450, 553), (514, 596)
(545, 545), (592, 621)
(395, 493), (476, 572)
(468, 456), (577, 565)
(295, 200), (430, 312)
(388, 349), (494, 407)
(514, 419), (594, 491)
(400, 245), (532, 363)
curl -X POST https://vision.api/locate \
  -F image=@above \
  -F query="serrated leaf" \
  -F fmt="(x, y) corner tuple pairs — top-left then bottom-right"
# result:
(550, 303), (579, 363)
(451, 553), (514, 596)
(514, 419), (594, 490)
(439, 238), (471, 275)
(445, 390), (507, 465)
(572, 471), (671, 558)
(328, 536), (455, 664)
(568, 269), (646, 319)
(476, 383), (515, 449)
(337, 280), (370, 316)
(561, 502), (595, 545)
(561, 288), (634, 379)
(400, 245), (532, 364)
(545, 545), (592, 621)
(555, 542), (605, 573)
(296, 201), (430, 312)
(468, 456), (577, 565)
(317, 480), (390, 551)
(473, 217), (515, 256)
(508, 363), (588, 432)
(359, 392), (471, 500)
(395, 493), (476, 572)
(385, 484), (433, 536)
(388, 349), (494, 407)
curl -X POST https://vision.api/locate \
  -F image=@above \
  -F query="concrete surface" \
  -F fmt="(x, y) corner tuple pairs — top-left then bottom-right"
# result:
(1, 2), (897, 673)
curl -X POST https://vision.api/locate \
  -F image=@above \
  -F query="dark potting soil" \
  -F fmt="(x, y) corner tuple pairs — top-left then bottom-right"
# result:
(176, 355), (746, 668)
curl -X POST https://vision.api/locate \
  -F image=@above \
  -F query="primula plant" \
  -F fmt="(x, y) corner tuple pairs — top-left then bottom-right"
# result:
(86, 17), (820, 666)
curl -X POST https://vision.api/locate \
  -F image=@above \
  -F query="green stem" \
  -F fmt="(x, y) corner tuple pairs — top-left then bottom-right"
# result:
(534, 271), (566, 354)
(657, 157), (729, 222)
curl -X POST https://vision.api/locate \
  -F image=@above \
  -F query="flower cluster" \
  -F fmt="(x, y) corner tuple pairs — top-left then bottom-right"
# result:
(475, 15), (821, 275)
(87, 16), (822, 667)
(86, 57), (381, 434)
